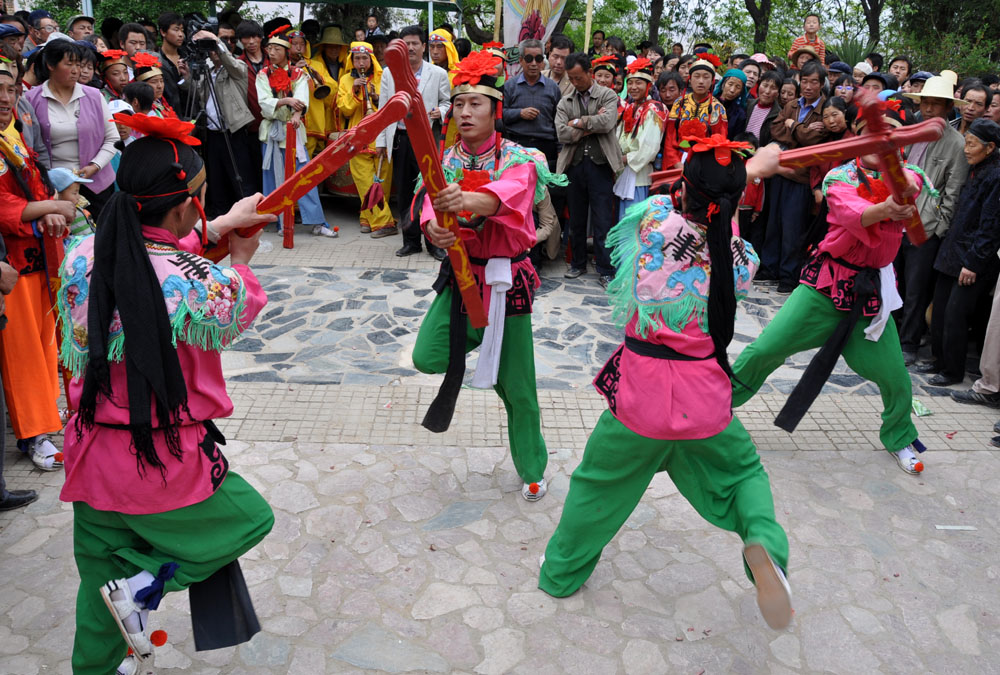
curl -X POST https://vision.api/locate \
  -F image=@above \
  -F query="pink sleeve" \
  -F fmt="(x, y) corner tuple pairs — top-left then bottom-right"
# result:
(825, 181), (877, 247)
(478, 161), (536, 231)
(825, 168), (924, 247)
(232, 264), (267, 336)
(420, 161), (538, 233)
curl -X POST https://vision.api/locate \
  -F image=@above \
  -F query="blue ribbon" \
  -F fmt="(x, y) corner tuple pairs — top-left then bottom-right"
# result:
(134, 562), (180, 610)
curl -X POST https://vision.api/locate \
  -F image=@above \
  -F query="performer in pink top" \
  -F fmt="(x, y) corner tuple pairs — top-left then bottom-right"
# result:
(412, 50), (566, 502)
(732, 107), (937, 477)
(56, 115), (277, 675)
(539, 127), (794, 631)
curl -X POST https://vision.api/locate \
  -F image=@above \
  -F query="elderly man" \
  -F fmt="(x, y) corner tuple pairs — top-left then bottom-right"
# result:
(67, 15), (94, 40)
(23, 10), (57, 55)
(895, 76), (970, 366)
(556, 52), (622, 288)
(503, 39), (562, 164)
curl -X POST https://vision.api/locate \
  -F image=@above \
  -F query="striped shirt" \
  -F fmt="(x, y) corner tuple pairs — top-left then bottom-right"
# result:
(787, 35), (826, 64)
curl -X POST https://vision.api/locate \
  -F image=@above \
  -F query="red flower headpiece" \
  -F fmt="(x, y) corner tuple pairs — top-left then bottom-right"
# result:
(131, 52), (161, 70)
(101, 49), (128, 61)
(112, 112), (201, 146)
(483, 41), (504, 50)
(591, 55), (618, 73)
(704, 53), (723, 68)
(451, 50), (501, 87)
(627, 57), (653, 74)
(680, 131), (752, 166)
(268, 24), (292, 38)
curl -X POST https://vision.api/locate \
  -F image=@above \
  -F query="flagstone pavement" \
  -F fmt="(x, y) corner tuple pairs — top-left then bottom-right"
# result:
(2, 203), (1000, 674)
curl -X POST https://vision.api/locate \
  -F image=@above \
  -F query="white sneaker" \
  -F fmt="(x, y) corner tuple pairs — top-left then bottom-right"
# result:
(894, 446), (924, 475)
(116, 655), (140, 675)
(100, 579), (153, 661)
(743, 543), (792, 630)
(21, 435), (63, 471)
(313, 225), (338, 238)
(522, 479), (547, 502)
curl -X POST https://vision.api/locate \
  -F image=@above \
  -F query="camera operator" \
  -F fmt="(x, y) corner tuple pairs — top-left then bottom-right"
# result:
(190, 29), (258, 217)
(157, 12), (189, 115)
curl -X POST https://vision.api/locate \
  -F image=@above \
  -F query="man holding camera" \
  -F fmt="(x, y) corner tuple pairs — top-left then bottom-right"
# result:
(190, 29), (258, 217)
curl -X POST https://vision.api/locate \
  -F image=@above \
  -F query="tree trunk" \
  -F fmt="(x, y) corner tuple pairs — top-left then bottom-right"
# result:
(860, 0), (883, 46)
(744, 0), (772, 53)
(553, 0), (578, 36)
(648, 0), (664, 44)
(462, 15), (495, 44)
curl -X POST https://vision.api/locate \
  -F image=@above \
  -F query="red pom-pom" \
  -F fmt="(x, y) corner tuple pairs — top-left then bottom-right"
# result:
(150, 630), (168, 647)
(913, 461), (924, 473)
(528, 482), (539, 495)
(54, 452), (64, 462)
(333, 226), (339, 232)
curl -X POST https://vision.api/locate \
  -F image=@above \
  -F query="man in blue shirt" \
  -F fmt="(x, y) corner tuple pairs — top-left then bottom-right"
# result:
(503, 39), (563, 167)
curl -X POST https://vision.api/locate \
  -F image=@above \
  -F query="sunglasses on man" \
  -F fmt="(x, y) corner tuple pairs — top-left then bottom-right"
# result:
(521, 54), (544, 63)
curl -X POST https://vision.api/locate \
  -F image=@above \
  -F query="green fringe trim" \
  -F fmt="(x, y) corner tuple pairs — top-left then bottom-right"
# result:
(60, 268), (250, 378)
(416, 144), (569, 205)
(604, 198), (708, 340)
(822, 160), (940, 201)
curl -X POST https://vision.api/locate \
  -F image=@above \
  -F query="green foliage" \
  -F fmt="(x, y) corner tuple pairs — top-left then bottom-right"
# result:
(826, 35), (874, 67)
(889, 0), (999, 76)
(309, 4), (393, 36)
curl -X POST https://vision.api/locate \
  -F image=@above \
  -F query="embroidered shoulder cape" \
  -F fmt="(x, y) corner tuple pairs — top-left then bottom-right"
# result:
(605, 196), (757, 338)
(57, 234), (251, 378)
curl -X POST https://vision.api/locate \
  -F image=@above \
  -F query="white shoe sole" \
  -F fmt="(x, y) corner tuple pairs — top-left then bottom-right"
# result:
(100, 581), (152, 662)
(894, 453), (923, 475)
(744, 543), (792, 630)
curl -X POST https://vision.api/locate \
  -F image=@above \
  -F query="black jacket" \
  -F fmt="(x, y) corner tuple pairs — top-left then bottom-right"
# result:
(935, 151), (1000, 277)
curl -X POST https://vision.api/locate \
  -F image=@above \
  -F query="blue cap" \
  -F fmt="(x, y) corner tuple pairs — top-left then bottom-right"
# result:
(0, 23), (25, 38)
(48, 167), (93, 193)
(828, 61), (852, 76)
(909, 70), (934, 82)
(27, 10), (52, 25)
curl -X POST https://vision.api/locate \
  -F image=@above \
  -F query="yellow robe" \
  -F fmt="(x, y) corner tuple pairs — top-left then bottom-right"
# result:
(336, 69), (394, 230)
(304, 55), (342, 157)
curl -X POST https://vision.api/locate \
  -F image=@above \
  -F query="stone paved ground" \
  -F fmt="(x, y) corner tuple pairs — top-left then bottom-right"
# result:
(2, 201), (1000, 674)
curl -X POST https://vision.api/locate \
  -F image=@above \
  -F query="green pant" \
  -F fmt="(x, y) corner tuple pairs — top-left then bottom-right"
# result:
(412, 287), (547, 483)
(71, 473), (274, 674)
(539, 411), (788, 597)
(732, 285), (917, 453)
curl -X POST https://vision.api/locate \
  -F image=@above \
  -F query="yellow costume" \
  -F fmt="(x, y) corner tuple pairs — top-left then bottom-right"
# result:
(337, 42), (394, 231)
(429, 29), (459, 85)
(305, 26), (350, 157)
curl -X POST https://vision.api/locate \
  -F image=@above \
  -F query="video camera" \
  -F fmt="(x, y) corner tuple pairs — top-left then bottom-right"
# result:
(180, 12), (220, 62)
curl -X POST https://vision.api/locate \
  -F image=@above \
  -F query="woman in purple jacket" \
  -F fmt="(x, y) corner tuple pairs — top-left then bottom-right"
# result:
(25, 39), (117, 216)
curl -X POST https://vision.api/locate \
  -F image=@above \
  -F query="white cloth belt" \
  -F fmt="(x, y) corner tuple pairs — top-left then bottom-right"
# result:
(864, 264), (902, 342)
(613, 164), (638, 200)
(262, 121), (308, 183)
(471, 258), (512, 388)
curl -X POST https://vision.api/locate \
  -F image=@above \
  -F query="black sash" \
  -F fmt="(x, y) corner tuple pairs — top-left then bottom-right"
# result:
(422, 251), (528, 433)
(774, 262), (881, 433)
(624, 336), (712, 361)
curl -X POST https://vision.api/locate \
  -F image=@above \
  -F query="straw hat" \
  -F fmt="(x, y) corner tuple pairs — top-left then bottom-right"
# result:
(316, 26), (347, 47)
(790, 45), (819, 63)
(903, 76), (968, 106)
(939, 70), (958, 87)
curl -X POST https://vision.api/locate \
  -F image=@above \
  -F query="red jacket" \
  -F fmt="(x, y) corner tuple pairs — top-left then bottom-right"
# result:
(0, 137), (54, 275)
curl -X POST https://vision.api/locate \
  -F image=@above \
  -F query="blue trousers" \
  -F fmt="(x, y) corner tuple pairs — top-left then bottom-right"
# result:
(760, 177), (812, 286)
(260, 143), (327, 228)
(618, 184), (650, 222)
